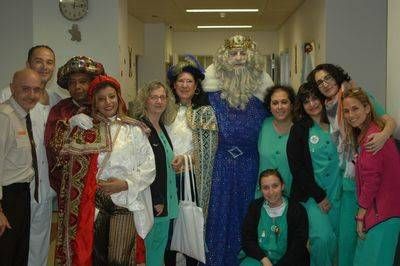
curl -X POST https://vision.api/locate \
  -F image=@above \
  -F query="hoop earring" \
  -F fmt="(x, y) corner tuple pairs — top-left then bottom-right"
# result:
(194, 87), (200, 95)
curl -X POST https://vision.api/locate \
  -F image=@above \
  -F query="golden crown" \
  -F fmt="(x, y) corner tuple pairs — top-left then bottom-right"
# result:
(224, 35), (254, 50)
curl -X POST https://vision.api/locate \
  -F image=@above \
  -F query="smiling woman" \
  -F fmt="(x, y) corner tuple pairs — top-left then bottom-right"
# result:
(256, 85), (296, 199)
(93, 86), (119, 118)
(306, 63), (397, 266)
(341, 87), (400, 266)
(164, 55), (218, 265)
(57, 74), (156, 265)
(240, 169), (309, 266)
(131, 81), (178, 266)
(287, 82), (341, 266)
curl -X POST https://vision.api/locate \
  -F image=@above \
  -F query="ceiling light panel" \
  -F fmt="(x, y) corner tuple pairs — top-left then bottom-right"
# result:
(187, 9), (259, 13)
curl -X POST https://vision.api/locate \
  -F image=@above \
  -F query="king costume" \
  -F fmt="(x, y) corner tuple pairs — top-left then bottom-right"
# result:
(44, 56), (106, 265)
(202, 35), (274, 265)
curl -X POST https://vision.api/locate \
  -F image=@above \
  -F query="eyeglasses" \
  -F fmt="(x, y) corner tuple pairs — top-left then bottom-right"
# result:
(149, 95), (167, 101)
(316, 74), (334, 88)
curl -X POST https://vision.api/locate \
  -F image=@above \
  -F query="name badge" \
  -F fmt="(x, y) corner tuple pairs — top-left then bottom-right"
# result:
(17, 130), (27, 136)
(310, 135), (319, 144)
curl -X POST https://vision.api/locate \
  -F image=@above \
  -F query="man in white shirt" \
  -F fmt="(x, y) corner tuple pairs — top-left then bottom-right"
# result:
(0, 68), (43, 265)
(0, 45), (61, 266)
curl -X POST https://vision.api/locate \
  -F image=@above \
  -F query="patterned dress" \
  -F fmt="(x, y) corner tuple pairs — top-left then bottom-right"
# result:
(206, 91), (268, 266)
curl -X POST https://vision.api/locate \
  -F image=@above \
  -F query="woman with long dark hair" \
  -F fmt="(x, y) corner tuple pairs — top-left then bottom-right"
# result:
(287, 82), (341, 266)
(307, 63), (397, 266)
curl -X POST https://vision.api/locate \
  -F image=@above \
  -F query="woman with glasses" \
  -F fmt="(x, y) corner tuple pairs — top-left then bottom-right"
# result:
(132, 81), (179, 266)
(307, 64), (396, 266)
(256, 85), (296, 199)
(342, 87), (400, 266)
(165, 55), (218, 265)
(287, 82), (341, 266)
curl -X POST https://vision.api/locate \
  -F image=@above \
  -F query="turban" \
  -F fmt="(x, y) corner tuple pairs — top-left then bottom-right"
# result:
(57, 56), (105, 89)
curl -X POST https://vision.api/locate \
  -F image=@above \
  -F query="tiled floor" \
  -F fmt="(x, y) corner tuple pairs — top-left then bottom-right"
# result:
(47, 213), (188, 266)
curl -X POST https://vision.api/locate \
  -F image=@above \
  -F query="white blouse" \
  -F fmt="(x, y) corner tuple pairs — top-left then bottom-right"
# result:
(167, 105), (193, 155)
(97, 121), (156, 212)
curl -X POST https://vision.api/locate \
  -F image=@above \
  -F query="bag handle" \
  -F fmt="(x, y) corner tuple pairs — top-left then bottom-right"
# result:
(179, 154), (197, 203)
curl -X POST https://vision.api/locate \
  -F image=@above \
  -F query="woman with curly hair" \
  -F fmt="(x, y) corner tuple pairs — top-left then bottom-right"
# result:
(307, 63), (397, 266)
(256, 85), (296, 198)
(131, 80), (179, 266)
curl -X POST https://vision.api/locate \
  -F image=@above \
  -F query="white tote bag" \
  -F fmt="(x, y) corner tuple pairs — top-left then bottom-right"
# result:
(170, 155), (206, 263)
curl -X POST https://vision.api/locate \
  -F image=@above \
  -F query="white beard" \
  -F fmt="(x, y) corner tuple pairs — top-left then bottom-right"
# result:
(216, 65), (263, 109)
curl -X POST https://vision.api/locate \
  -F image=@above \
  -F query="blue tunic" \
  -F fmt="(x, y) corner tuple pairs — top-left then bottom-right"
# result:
(206, 92), (269, 266)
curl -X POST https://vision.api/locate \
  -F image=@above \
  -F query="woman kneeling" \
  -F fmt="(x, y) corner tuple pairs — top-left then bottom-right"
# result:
(240, 169), (310, 266)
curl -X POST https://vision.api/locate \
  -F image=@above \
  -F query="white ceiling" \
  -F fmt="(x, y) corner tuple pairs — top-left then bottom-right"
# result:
(128, 0), (305, 31)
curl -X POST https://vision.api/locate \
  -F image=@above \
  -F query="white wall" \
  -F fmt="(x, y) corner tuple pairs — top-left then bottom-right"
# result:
(32, 0), (121, 93)
(127, 14), (145, 100)
(165, 27), (173, 63)
(128, 14), (144, 55)
(137, 23), (168, 88)
(172, 31), (278, 57)
(0, 0), (33, 88)
(118, 0), (136, 103)
(326, 0), (387, 104)
(387, 0), (400, 137)
(277, 0), (326, 90)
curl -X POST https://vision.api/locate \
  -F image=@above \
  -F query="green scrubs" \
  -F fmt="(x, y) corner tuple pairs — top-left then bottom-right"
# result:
(338, 94), (385, 266)
(304, 123), (341, 266)
(353, 218), (400, 266)
(145, 132), (179, 266)
(240, 200), (288, 266)
(256, 117), (293, 198)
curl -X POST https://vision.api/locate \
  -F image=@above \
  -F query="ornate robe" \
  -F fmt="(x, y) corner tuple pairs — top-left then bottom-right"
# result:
(167, 105), (218, 219)
(202, 64), (273, 265)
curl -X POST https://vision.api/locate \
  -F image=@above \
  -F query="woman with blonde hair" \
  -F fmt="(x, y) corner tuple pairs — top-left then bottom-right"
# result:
(131, 81), (179, 266)
(342, 87), (400, 266)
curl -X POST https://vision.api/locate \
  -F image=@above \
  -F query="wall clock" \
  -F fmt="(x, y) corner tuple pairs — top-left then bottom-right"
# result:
(59, 0), (88, 21)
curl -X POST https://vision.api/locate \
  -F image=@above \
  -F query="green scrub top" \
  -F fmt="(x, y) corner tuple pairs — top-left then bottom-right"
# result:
(257, 117), (293, 198)
(239, 199), (288, 266)
(309, 123), (341, 203)
(367, 92), (385, 116)
(258, 200), (288, 264)
(155, 132), (179, 222)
